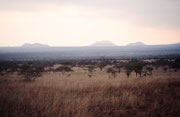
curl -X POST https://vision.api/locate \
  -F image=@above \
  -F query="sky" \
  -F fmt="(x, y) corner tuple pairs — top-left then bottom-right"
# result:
(0, 0), (180, 47)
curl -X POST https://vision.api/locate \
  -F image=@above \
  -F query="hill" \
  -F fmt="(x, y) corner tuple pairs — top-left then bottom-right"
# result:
(0, 42), (180, 60)
(126, 42), (146, 46)
(22, 43), (50, 48)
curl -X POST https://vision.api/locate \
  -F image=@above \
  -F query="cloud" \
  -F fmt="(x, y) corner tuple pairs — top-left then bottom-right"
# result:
(0, 0), (180, 29)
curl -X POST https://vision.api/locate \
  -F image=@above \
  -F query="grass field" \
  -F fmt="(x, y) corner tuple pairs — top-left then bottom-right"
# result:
(0, 68), (180, 117)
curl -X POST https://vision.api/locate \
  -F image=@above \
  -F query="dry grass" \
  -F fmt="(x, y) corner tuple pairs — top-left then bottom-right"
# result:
(0, 68), (180, 117)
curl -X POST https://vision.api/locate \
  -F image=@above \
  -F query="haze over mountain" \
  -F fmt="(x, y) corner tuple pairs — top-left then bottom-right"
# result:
(1, 41), (180, 48)
(22, 43), (50, 48)
(90, 41), (117, 47)
(126, 42), (146, 46)
(0, 41), (180, 60)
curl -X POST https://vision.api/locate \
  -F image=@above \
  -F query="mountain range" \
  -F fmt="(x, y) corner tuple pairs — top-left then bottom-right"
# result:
(17, 41), (180, 48)
(19, 41), (146, 47)
(0, 41), (180, 60)
(22, 43), (49, 48)
(126, 42), (146, 46)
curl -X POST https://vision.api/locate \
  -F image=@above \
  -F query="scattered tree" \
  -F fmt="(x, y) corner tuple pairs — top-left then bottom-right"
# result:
(133, 63), (143, 77)
(98, 63), (107, 71)
(87, 65), (96, 78)
(114, 64), (123, 73)
(125, 64), (133, 78)
(107, 67), (117, 78)
(19, 64), (44, 82)
(146, 67), (153, 75)
(163, 67), (168, 72)
(55, 65), (73, 74)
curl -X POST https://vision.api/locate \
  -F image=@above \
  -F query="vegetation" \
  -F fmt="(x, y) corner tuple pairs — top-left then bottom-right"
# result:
(133, 62), (143, 77)
(98, 63), (107, 71)
(124, 64), (133, 78)
(0, 58), (180, 79)
(0, 71), (179, 117)
(19, 64), (44, 81)
(146, 67), (153, 75)
(163, 67), (168, 72)
(107, 67), (117, 78)
(54, 65), (73, 74)
(0, 58), (180, 116)
(87, 65), (96, 78)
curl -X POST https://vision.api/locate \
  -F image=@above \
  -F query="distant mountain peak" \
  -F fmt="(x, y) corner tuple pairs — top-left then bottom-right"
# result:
(90, 40), (116, 47)
(126, 42), (146, 46)
(22, 43), (50, 48)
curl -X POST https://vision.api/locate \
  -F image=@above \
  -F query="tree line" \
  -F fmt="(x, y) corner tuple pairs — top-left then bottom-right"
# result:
(0, 58), (180, 81)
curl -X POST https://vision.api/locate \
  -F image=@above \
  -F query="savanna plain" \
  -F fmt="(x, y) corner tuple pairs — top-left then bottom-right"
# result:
(0, 59), (180, 117)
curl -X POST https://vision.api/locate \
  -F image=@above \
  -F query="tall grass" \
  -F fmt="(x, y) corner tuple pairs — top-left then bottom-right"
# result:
(0, 69), (180, 117)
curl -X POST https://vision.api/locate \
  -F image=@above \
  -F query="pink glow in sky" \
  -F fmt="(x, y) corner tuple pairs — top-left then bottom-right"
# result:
(0, 0), (180, 46)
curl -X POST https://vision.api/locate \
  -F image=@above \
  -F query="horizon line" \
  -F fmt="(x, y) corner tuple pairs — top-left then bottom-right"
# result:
(0, 41), (180, 48)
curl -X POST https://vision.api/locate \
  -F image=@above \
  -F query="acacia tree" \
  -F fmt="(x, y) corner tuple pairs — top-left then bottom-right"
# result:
(54, 65), (73, 75)
(114, 64), (123, 74)
(19, 64), (44, 81)
(107, 67), (117, 78)
(125, 64), (133, 78)
(0, 65), (5, 77)
(163, 67), (168, 72)
(87, 65), (96, 78)
(133, 63), (143, 77)
(98, 63), (107, 71)
(0, 62), (19, 78)
(146, 67), (153, 76)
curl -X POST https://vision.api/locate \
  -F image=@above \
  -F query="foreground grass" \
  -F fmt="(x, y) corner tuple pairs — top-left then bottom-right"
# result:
(0, 72), (180, 117)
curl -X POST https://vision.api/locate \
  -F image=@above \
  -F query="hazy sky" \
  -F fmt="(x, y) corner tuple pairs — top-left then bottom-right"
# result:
(0, 0), (180, 46)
